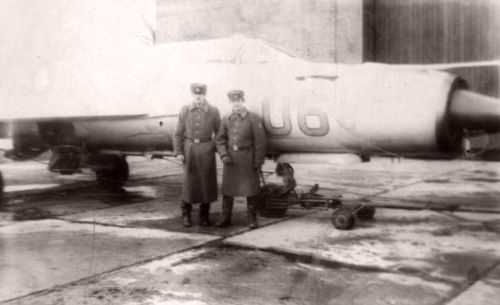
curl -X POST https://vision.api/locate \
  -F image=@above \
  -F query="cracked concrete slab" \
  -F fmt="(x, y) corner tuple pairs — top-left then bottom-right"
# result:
(446, 263), (500, 305)
(0, 219), (217, 302)
(225, 208), (500, 284)
(1, 158), (499, 304)
(2, 248), (457, 305)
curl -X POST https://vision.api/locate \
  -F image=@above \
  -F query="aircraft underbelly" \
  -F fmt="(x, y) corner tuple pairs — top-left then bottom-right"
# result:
(74, 116), (176, 151)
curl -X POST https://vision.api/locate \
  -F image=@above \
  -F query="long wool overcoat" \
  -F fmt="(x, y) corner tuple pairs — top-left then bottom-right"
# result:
(173, 102), (221, 203)
(216, 109), (266, 197)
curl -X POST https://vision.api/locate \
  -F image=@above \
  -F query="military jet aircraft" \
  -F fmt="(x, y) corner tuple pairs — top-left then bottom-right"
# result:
(1, 1), (499, 227)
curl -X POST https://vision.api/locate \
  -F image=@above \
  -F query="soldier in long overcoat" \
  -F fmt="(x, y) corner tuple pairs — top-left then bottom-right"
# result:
(173, 83), (221, 227)
(216, 89), (266, 229)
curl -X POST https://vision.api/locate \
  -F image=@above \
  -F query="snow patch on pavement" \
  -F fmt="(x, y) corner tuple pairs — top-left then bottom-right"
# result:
(5, 184), (59, 192)
(0, 219), (212, 241)
(379, 273), (452, 291)
(137, 249), (210, 273)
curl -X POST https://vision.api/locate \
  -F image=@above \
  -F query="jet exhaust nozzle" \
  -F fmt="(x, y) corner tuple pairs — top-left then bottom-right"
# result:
(449, 90), (500, 133)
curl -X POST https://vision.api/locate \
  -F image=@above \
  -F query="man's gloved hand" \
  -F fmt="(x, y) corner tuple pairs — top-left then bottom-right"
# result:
(176, 154), (185, 163)
(221, 155), (232, 164)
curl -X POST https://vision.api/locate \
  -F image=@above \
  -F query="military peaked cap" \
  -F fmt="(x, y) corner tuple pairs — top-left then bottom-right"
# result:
(227, 89), (245, 101)
(191, 83), (207, 95)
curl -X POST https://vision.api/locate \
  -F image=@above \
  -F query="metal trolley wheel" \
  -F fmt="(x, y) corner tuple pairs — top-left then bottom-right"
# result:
(356, 205), (376, 219)
(331, 208), (356, 230)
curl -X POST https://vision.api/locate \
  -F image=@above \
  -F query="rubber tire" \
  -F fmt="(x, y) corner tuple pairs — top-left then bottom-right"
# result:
(356, 206), (376, 219)
(96, 156), (129, 188)
(331, 208), (355, 230)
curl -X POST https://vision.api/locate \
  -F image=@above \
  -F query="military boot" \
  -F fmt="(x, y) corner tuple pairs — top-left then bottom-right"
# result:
(216, 196), (233, 228)
(247, 196), (259, 229)
(199, 203), (212, 226)
(181, 201), (192, 227)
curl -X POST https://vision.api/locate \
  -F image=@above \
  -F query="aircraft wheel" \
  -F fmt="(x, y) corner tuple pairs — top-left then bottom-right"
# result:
(356, 206), (376, 219)
(331, 208), (355, 230)
(96, 156), (129, 188)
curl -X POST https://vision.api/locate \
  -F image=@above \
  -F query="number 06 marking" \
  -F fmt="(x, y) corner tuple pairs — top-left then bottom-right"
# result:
(262, 99), (291, 135)
(262, 100), (329, 137)
(298, 106), (329, 136)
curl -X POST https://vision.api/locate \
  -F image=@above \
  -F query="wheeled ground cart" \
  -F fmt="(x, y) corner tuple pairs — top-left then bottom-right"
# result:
(257, 163), (375, 230)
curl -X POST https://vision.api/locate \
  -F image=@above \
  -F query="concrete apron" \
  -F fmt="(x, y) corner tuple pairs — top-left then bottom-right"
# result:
(0, 194), (307, 303)
(4, 207), (500, 305)
(60, 197), (309, 236)
(0, 247), (456, 305)
(285, 160), (500, 213)
(0, 219), (217, 302)
(1, 159), (499, 304)
(225, 208), (500, 304)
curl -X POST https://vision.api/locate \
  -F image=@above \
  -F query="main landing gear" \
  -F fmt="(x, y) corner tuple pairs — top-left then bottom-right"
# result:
(92, 155), (129, 189)
(258, 162), (376, 230)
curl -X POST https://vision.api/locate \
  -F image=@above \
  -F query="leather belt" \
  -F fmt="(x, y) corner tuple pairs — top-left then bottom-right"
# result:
(186, 137), (212, 144)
